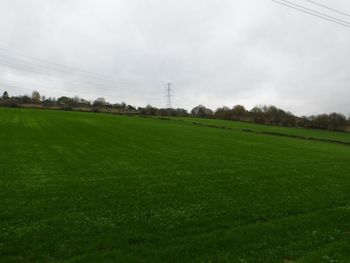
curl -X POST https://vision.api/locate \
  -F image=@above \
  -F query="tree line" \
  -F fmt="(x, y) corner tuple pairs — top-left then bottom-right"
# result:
(1, 90), (349, 131)
(190, 104), (349, 131)
(0, 90), (137, 112)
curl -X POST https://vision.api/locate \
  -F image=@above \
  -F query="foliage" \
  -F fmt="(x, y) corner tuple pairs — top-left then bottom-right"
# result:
(2, 91), (9, 100)
(0, 89), (349, 131)
(191, 105), (213, 118)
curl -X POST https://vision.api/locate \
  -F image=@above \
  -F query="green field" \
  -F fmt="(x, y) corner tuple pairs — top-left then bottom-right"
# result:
(171, 117), (350, 144)
(1, 108), (350, 263)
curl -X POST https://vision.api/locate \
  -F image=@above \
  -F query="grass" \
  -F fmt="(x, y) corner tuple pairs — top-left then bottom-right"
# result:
(171, 116), (350, 143)
(1, 107), (350, 263)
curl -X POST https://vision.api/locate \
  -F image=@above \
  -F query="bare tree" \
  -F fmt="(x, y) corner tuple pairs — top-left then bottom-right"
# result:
(31, 90), (41, 104)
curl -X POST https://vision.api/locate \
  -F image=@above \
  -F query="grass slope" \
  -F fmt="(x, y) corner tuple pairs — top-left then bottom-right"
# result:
(1, 108), (350, 263)
(172, 117), (350, 144)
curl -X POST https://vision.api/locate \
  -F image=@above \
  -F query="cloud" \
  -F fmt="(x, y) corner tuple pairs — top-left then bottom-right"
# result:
(0, 0), (349, 116)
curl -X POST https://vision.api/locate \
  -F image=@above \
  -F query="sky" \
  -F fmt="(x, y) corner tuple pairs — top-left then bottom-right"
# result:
(0, 0), (349, 116)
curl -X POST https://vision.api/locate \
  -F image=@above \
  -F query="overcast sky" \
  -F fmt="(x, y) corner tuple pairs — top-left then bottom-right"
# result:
(0, 0), (349, 115)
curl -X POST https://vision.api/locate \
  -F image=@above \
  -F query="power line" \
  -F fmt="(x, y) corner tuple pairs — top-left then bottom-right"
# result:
(303, 0), (350, 18)
(0, 52), (140, 87)
(0, 72), (162, 105)
(279, 0), (350, 25)
(0, 46), (170, 104)
(0, 46), (133, 84)
(0, 62), (117, 90)
(0, 54), (157, 96)
(0, 67), (126, 100)
(272, 0), (350, 28)
(0, 65), (127, 95)
(0, 46), (163, 96)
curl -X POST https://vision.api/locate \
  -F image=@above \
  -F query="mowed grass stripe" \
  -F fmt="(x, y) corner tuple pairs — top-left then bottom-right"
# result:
(0, 108), (350, 262)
